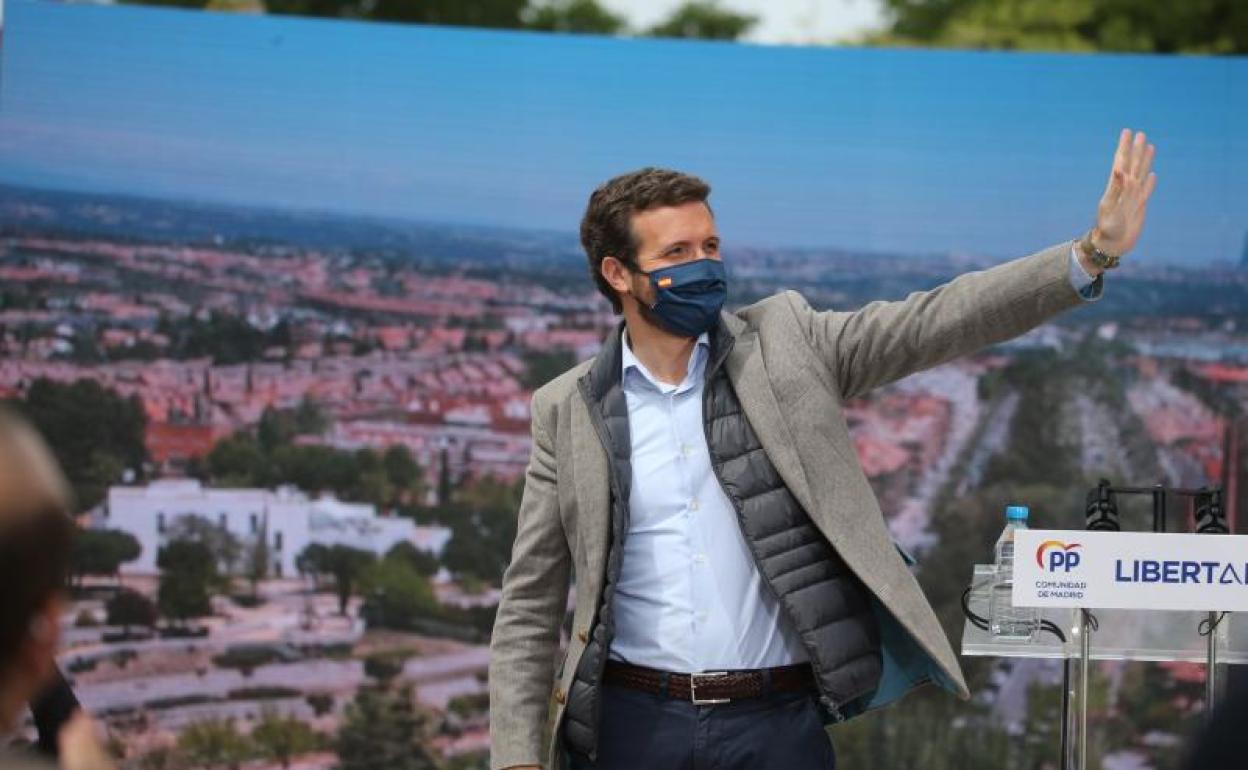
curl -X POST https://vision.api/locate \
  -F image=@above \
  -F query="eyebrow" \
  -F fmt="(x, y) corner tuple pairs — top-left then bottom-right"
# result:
(660, 236), (719, 253)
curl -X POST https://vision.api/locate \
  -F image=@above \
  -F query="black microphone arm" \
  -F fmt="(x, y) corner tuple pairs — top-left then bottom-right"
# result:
(1085, 480), (1227, 535)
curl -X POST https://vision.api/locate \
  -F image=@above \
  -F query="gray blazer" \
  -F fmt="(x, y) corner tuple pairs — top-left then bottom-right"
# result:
(489, 241), (1090, 769)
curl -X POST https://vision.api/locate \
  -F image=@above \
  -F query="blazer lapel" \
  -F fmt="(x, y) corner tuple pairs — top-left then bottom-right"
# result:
(571, 396), (610, 599)
(570, 323), (625, 604)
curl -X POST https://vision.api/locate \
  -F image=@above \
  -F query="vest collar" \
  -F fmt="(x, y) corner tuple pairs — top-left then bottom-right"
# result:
(581, 311), (744, 403)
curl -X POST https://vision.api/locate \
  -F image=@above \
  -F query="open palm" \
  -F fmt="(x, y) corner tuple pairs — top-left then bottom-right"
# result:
(1095, 129), (1157, 256)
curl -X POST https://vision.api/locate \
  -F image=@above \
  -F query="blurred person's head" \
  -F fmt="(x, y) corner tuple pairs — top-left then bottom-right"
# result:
(0, 410), (74, 733)
(581, 167), (725, 340)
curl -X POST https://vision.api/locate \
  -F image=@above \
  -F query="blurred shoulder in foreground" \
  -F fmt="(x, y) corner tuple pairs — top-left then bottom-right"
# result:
(0, 410), (116, 770)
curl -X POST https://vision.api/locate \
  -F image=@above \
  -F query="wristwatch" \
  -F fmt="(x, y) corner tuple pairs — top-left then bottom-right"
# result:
(1079, 230), (1121, 270)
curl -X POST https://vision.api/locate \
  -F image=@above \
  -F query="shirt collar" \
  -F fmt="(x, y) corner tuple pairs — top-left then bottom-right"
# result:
(620, 327), (710, 393)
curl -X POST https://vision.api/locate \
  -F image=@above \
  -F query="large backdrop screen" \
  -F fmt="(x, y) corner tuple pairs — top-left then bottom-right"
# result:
(1, 0), (1246, 767)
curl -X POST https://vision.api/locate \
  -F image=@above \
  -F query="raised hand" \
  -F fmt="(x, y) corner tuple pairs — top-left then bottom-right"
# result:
(1091, 128), (1157, 258)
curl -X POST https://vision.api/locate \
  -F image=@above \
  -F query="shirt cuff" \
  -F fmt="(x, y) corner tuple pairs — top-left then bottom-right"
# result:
(1068, 241), (1104, 302)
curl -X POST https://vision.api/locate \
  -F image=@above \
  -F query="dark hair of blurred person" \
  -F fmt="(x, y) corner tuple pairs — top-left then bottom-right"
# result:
(0, 409), (116, 770)
(0, 408), (74, 728)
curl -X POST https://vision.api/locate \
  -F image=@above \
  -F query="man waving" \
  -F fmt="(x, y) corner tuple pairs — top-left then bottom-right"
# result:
(489, 130), (1156, 770)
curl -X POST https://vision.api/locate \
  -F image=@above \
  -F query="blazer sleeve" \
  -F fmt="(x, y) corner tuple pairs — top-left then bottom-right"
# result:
(488, 392), (572, 770)
(784, 240), (1091, 401)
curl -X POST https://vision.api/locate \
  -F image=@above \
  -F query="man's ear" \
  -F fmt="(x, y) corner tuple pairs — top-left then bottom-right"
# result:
(600, 256), (632, 295)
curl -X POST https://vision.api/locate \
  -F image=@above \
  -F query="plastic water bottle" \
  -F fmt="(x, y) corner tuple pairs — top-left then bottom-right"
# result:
(989, 504), (1038, 640)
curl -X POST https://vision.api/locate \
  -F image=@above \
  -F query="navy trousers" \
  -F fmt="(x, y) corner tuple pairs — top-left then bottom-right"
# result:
(564, 682), (836, 770)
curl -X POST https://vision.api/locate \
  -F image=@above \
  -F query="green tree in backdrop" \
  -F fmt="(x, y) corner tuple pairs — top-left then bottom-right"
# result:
(644, 1), (757, 40)
(105, 588), (159, 635)
(872, 0), (1247, 54)
(120, 0), (1243, 51)
(523, 0), (625, 34)
(9, 378), (147, 511)
(207, 420), (423, 510)
(360, 552), (439, 630)
(335, 687), (441, 770)
(122, 0), (758, 40)
(167, 514), (244, 579)
(251, 708), (321, 769)
(441, 474), (523, 585)
(157, 539), (218, 626)
(177, 717), (252, 770)
(296, 543), (376, 615)
(70, 529), (142, 587)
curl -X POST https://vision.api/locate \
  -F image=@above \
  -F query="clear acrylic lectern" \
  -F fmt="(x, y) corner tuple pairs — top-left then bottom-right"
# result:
(961, 564), (1242, 770)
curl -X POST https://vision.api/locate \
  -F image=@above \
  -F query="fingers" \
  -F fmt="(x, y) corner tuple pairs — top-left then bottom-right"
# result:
(1105, 128), (1157, 209)
(1138, 141), (1156, 181)
(1127, 130), (1148, 177)
(1104, 129), (1131, 197)
(1124, 136), (1157, 209)
(1114, 128), (1131, 171)
(1104, 169), (1124, 203)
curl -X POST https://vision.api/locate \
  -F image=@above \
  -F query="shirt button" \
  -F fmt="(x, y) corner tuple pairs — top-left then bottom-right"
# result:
(681, 444), (692, 457)
(689, 499), (699, 511)
(693, 554), (706, 565)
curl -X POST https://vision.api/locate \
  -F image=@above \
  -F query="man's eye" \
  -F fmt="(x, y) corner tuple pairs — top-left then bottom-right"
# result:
(705, 242), (720, 254)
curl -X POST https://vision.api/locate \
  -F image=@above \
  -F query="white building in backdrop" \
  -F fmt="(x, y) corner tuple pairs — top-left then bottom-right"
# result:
(103, 480), (451, 578)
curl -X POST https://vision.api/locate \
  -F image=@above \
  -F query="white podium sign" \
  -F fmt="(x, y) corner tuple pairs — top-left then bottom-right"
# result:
(1012, 529), (1248, 611)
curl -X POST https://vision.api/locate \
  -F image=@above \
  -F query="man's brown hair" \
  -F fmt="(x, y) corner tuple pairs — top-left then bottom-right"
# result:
(0, 409), (74, 667)
(579, 167), (711, 313)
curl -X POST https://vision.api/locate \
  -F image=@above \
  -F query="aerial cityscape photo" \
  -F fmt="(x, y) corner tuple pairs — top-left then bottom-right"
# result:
(1, 1), (1247, 769)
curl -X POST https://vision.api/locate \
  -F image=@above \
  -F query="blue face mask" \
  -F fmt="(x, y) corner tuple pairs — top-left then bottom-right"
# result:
(635, 258), (727, 338)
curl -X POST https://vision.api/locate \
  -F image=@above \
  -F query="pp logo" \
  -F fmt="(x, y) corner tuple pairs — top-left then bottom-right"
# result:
(1036, 541), (1082, 572)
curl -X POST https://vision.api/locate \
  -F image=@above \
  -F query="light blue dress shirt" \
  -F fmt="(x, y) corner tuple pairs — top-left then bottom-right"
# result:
(608, 328), (811, 672)
(1068, 242), (1102, 299)
(607, 246), (1099, 674)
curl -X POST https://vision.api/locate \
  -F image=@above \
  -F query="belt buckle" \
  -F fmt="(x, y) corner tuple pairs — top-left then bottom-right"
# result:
(689, 670), (730, 705)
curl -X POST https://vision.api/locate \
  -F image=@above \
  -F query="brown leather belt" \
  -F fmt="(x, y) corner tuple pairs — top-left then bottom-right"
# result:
(602, 659), (817, 705)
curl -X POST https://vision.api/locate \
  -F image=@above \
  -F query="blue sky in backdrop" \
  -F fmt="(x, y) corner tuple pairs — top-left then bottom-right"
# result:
(0, 0), (1244, 264)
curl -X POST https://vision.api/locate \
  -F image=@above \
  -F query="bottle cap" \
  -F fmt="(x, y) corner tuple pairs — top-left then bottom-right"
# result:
(1006, 505), (1030, 521)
